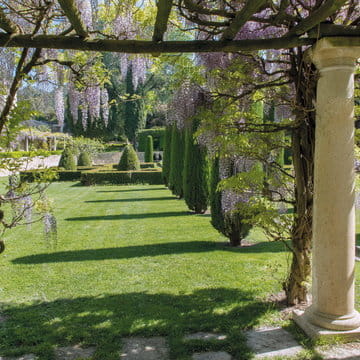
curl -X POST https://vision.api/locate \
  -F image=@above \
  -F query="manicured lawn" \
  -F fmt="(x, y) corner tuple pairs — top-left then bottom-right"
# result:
(0, 182), (342, 359)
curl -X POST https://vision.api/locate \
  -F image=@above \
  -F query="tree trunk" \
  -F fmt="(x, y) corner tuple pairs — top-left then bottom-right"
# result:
(229, 229), (241, 247)
(283, 50), (316, 305)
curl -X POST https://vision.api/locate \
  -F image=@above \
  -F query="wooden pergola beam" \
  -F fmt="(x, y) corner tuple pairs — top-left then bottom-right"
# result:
(221, 0), (268, 41)
(153, 0), (173, 42)
(0, 7), (18, 34)
(57, 0), (88, 38)
(0, 33), (316, 53)
(286, 0), (348, 37)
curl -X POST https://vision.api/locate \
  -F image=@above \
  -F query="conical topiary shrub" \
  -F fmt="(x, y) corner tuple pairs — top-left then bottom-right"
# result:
(77, 151), (92, 167)
(117, 144), (140, 171)
(144, 135), (154, 163)
(59, 147), (76, 170)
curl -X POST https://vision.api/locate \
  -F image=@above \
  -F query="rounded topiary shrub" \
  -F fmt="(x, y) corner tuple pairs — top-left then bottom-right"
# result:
(117, 144), (140, 171)
(144, 135), (154, 163)
(78, 151), (92, 167)
(59, 147), (76, 170)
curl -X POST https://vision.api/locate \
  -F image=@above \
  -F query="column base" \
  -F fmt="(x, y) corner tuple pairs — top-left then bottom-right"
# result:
(306, 306), (360, 331)
(293, 310), (360, 341)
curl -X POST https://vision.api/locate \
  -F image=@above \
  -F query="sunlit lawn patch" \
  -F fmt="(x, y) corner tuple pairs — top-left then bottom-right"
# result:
(0, 182), (302, 359)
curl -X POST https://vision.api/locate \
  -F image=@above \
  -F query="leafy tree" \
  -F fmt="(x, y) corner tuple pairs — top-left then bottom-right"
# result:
(183, 118), (208, 213)
(78, 152), (92, 167)
(144, 135), (154, 162)
(124, 64), (146, 144)
(117, 144), (140, 171)
(59, 147), (76, 170)
(168, 125), (185, 198)
(162, 125), (173, 186)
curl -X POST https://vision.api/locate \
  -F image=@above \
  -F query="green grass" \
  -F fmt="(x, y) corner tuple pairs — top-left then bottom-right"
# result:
(0, 183), (316, 359)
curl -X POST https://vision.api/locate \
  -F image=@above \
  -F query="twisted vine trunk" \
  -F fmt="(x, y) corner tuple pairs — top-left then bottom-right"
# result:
(283, 50), (317, 305)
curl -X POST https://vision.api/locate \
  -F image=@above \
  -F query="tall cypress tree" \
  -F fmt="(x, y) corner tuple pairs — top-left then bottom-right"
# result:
(183, 118), (208, 213)
(210, 156), (225, 233)
(168, 125), (185, 198)
(162, 125), (172, 186)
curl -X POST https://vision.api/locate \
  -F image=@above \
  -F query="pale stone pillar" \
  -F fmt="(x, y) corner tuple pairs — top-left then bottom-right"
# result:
(305, 39), (360, 331)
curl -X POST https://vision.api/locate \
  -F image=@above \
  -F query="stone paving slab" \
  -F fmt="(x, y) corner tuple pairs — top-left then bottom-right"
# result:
(119, 337), (169, 360)
(184, 332), (227, 341)
(55, 346), (96, 360)
(317, 342), (360, 359)
(191, 351), (232, 360)
(245, 326), (304, 359)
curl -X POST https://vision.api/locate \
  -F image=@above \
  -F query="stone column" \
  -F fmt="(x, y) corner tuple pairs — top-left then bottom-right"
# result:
(305, 39), (360, 331)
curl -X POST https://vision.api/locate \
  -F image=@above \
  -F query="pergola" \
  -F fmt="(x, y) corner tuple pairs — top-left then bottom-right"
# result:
(1, 0), (360, 339)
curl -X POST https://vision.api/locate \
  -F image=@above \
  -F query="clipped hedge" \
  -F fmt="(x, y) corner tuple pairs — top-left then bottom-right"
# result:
(20, 170), (82, 182)
(137, 127), (165, 152)
(81, 170), (163, 186)
(0, 150), (62, 158)
(140, 162), (157, 169)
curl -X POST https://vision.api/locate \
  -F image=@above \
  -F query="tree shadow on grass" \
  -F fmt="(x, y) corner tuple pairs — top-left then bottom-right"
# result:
(65, 211), (191, 221)
(96, 187), (167, 193)
(0, 288), (273, 359)
(84, 196), (175, 203)
(12, 241), (287, 265)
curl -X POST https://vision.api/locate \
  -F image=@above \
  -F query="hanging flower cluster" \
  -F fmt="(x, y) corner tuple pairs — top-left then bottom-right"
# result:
(54, 87), (65, 131)
(167, 82), (202, 129)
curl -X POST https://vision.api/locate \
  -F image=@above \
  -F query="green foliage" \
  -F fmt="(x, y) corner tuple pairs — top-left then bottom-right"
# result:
(183, 119), (209, 214)
(117, 144), (140, 171)
(162, 125), (172, 186)
(144, 135), (154, 162)
(137, 127), (165, 151)
(59, 147), (77, 171)
(67, 136), (104, 157)
(168, 125), (185, 198)
(124, 64), (146, 143)
(81, 170), (163, 186)
(77, 152), (92, 167)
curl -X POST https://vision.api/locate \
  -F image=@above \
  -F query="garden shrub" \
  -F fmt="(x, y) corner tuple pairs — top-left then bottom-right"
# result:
(59, 147), (77, 170)
(144, 135), (154, 162)
(78, 151), (92, 167)
(117, 144), (140, 171)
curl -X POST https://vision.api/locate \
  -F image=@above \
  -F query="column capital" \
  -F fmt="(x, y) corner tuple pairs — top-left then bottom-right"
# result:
(308, 37), (360, 71)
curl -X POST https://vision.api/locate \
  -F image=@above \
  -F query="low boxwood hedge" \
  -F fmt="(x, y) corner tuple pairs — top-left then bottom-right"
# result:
(140, 162), (157, 169)
(20, 170), (82, 182)
(81, 170), (163, 186)
(0, 150), (62, 158)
